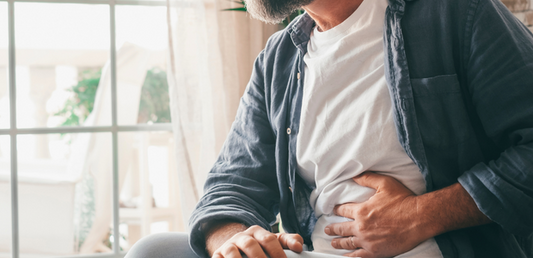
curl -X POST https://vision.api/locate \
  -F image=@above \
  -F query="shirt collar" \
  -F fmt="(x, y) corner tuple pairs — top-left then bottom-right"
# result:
(286, 0), (411, 50)
(287, 12), (315, 51)
(287, 12), (315, 52)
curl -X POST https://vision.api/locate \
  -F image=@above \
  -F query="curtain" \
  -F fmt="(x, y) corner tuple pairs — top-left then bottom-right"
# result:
(73, 43), (155, 253)
(166, 0), (279, 228)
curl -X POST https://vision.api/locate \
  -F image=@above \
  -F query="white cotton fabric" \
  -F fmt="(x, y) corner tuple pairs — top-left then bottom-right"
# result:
(296, 0), (443, 257)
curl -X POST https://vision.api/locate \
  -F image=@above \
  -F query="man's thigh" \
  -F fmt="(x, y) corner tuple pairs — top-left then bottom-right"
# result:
(125, 232), (343, 258)
(125, 232), (200, 258)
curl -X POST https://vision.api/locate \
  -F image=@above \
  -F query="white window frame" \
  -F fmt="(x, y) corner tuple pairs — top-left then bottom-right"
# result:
(0, 0), (173, 257)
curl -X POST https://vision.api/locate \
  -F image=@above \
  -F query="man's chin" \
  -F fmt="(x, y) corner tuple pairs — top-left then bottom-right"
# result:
(244, 0), (311, 24)
(245, 2), (294, 24)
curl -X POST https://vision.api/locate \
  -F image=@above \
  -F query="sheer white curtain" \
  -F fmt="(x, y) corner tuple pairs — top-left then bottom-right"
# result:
(166, 0), (279, 227)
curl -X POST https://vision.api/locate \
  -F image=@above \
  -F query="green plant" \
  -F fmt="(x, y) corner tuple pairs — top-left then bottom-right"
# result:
(224, 0), (247, 11)
(54, 69), (100, 127)
(137, 68), (171, 124)
(54, 68), (171, 128)
(223, 0), (304, 27)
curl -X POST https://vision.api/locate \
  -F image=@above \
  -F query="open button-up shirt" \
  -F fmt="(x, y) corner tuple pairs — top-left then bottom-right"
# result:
(189, 0), (533, 256)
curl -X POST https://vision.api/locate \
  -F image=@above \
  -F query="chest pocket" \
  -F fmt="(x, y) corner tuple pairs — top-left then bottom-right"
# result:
(410, 74), (476, 147)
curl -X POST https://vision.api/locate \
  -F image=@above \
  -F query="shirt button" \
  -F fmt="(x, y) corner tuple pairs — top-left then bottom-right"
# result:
(287, 128), (292, 135)
(401, 100), (408, 110)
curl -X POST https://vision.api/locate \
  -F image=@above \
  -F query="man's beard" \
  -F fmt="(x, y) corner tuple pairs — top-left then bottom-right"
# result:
(245, 0), (313, 24)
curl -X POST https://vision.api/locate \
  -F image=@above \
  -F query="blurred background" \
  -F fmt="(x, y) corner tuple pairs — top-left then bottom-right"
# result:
(0, 2), (175, 256)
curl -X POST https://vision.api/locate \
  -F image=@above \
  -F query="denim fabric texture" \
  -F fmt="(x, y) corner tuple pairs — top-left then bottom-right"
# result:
(189, 0), (533, 256)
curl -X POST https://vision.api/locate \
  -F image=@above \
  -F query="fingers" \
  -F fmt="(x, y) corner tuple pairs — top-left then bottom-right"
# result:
(331, 236), (360, 250)
(330, 236), (375, 258)
(254, 231), (286, 258)
(344, 248), (371, 257)
(239, 234), (270, 258)
(333, 203), (360, 218)
(325, 221), (356, 237)
(217, 234), (266, 258)
(218, 243), (245, 258)
(352, 172), (383, 190)
(353, 172), (410, 195)
(277, 233), (304, 253)
(213, 226), (293, 258)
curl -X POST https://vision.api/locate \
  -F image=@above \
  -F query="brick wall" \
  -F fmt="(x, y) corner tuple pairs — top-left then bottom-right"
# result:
(503, 0), (533, 30)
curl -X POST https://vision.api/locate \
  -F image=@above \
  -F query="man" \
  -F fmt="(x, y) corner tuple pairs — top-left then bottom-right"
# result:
(126, 0), (533, 256)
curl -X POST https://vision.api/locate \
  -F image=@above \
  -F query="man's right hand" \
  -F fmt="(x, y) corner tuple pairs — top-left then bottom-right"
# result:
(206, 223), (304, 258)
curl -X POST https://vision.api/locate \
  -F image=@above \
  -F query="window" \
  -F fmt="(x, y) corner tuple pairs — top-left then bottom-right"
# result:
(0, 0), (175, 257)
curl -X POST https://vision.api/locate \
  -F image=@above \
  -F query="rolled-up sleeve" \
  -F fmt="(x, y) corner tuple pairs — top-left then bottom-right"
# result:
(188, 50), (281, 256)
(458, 0), (533, 236)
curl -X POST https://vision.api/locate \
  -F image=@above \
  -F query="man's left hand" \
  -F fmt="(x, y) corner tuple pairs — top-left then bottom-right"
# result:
(324, 172), (431, 258)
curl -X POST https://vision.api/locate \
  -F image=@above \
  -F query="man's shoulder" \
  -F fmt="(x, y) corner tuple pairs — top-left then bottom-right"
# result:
(256, 21), (304, 80)
(263, 26), (298, 54)
(263, 29), (291, 53)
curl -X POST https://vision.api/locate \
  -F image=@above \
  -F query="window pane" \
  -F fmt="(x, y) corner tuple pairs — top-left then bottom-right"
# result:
(118, 132), (183, 251)
(0, 2), (9, 129)
(18, 133), (113, 256)
(0, 135), (11, 256)
(15, 3), (111, 128)
(116, 5), (171, 125)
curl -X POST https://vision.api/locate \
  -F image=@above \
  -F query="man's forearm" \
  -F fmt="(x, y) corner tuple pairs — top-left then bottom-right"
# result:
(205, 221), (248, 256)
(415, 182), (492, 239)
(327, 173), (494, 257)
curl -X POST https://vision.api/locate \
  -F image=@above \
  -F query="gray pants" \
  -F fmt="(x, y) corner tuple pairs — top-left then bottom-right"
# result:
(125, 232), (342, 258)
(125, 233), (200, 258)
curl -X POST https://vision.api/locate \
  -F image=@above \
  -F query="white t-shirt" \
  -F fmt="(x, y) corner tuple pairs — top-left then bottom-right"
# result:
(296, 0), (443, 257)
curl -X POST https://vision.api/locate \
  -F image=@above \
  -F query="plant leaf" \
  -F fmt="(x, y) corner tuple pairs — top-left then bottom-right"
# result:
(222, 7), (247, 11)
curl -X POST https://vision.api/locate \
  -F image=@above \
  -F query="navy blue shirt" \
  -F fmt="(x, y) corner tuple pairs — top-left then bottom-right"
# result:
(190, 0), (533, 256)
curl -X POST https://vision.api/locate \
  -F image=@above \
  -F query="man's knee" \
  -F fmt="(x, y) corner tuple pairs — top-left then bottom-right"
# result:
(125, 232), (199, 258)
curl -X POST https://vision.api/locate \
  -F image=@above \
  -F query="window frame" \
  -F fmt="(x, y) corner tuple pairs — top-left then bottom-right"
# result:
(0, 0), (173, 257)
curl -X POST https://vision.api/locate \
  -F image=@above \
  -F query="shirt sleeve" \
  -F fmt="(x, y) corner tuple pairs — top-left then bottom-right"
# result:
(458, 0), (533, 236)
(188, 49), (281, 256)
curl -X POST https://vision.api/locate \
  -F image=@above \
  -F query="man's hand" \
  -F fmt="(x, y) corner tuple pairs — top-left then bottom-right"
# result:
(206, 223), (304, 258)
(324, 172), (491, 258)
(325, 172), (425, 258)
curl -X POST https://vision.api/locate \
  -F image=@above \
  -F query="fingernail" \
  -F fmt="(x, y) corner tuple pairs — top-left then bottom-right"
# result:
(324, 227), (331, 235)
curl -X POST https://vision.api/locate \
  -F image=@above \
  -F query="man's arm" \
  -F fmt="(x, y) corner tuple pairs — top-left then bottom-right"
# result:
(408, 182), (492, 237)
(205, 221), (248, 256)
(455, 0), (533, 237)
(189, 30), (308, 257)
(324, 173), (491, 258)
(188, 48), (281, 256)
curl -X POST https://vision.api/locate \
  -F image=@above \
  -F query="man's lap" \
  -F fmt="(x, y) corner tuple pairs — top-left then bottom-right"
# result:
(125, 232), (343, 258)
(125, 232), (198, 258)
